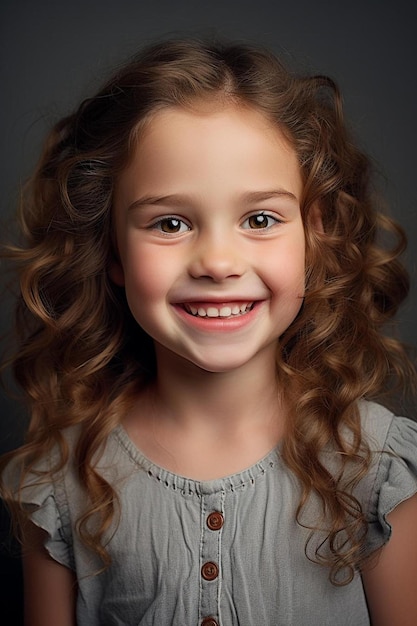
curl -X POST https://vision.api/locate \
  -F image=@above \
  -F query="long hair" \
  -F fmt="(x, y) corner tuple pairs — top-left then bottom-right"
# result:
(1, 38), (414, 583)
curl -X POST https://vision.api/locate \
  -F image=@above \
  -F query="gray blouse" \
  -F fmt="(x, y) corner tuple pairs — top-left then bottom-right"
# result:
(12, 401), (417, 625)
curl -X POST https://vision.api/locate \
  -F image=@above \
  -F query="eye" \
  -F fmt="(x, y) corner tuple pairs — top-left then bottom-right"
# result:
(152, 217), (190, 234)
(241, 212), (281, 230)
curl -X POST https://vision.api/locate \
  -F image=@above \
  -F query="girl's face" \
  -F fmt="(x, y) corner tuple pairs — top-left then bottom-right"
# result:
(112, 104), (306, 374)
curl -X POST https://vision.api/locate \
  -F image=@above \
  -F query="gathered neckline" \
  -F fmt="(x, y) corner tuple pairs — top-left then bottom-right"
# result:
(112, 423), (282, 496)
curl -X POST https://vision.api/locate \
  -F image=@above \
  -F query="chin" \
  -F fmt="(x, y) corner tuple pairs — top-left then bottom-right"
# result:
(185, 348), (261, 374)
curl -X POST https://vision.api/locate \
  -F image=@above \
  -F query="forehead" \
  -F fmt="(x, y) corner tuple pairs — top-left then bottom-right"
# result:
(138, 102), (294, 155)
(116, 103), (303, 204)
(133, 100), (296, 159)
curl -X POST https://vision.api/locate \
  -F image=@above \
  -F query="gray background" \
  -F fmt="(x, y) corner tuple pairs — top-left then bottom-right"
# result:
(0, 1), (416, 620)
(1, 0), (416, 453)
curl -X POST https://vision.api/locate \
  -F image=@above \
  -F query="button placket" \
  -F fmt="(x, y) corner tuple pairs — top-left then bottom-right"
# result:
(199, 491), (224, 625)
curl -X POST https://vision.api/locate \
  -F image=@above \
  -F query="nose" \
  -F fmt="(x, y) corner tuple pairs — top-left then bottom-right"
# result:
(188, 232), (245, 282)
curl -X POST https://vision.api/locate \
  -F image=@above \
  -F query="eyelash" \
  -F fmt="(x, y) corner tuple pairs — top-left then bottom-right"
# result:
(149, 212), (282, 235)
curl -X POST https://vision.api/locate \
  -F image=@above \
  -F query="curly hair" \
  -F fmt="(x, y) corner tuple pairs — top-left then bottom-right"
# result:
(1, 38), (415, 584)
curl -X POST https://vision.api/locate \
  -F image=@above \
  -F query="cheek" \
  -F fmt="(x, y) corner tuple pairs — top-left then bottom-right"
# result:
(264, 237), (306, 296)
(122, 244), (178, 309)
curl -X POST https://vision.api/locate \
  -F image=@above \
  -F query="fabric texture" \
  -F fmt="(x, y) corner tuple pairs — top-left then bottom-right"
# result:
(6, 401), (417, 625)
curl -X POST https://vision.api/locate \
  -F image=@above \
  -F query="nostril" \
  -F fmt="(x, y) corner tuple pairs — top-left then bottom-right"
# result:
(188, 256), (244, 282)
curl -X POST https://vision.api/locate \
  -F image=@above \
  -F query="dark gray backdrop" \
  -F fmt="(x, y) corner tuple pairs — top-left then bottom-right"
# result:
(1, 0), (416, 454)
(0, 1), (416, 621)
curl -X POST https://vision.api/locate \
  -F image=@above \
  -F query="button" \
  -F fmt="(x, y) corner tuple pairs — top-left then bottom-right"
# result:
(207, 511), (224, 531)
(201, 561), (219, 581)
(201, 618), (219, 626)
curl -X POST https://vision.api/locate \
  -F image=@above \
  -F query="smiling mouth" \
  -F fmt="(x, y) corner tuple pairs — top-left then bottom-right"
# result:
(182, 302), (255, 319)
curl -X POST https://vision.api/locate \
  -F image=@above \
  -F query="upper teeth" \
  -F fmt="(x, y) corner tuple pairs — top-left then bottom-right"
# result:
(186, 303), (253, 318)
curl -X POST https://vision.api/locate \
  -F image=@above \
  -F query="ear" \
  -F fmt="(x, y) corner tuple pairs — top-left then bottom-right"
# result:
(109, 259), (125, 287)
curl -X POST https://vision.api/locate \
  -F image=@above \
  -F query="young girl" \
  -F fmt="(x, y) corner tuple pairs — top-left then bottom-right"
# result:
(1, 38), (417, 626)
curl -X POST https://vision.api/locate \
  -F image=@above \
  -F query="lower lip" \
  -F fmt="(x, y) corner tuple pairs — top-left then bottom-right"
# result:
(173, 302), (262, 332)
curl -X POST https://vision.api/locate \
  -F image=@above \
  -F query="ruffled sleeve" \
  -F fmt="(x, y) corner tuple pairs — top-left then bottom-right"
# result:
(2, 453), (75, 570)
(366, 415), (417, 554)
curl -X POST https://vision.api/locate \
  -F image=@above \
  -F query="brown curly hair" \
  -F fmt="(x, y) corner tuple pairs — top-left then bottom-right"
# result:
(1, 38), (415, 584)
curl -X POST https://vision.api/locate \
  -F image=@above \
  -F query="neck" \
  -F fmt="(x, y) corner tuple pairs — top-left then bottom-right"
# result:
(151, 344), (285, 436)
(124, 345), (288, 479)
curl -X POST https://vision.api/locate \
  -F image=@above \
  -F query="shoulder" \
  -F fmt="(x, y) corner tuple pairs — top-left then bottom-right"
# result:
(357, 399), (396, 444)
(360, 414), (417, 626)
(358, 399), (417, 452)
(355, 400), (417, 553)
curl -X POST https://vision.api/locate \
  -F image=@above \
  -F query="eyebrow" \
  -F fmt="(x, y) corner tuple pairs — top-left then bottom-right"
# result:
(127, 189), (298, 212)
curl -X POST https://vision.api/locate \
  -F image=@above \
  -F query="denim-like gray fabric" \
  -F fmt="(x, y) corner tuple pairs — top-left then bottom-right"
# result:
(11, 401), (417, 625)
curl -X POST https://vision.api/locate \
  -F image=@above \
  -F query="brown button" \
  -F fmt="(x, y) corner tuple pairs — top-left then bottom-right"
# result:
(201, 561), (219, 581)
(207, 511), (224, 531)
(201, 618), (219, 626)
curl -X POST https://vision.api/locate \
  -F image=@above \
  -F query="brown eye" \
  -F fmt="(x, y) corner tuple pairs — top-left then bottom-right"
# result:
(154, 218), (190, 234)
(243, 213), (280, 230)
(249, 214), (268, 229)
(160, 218), (181, 233)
